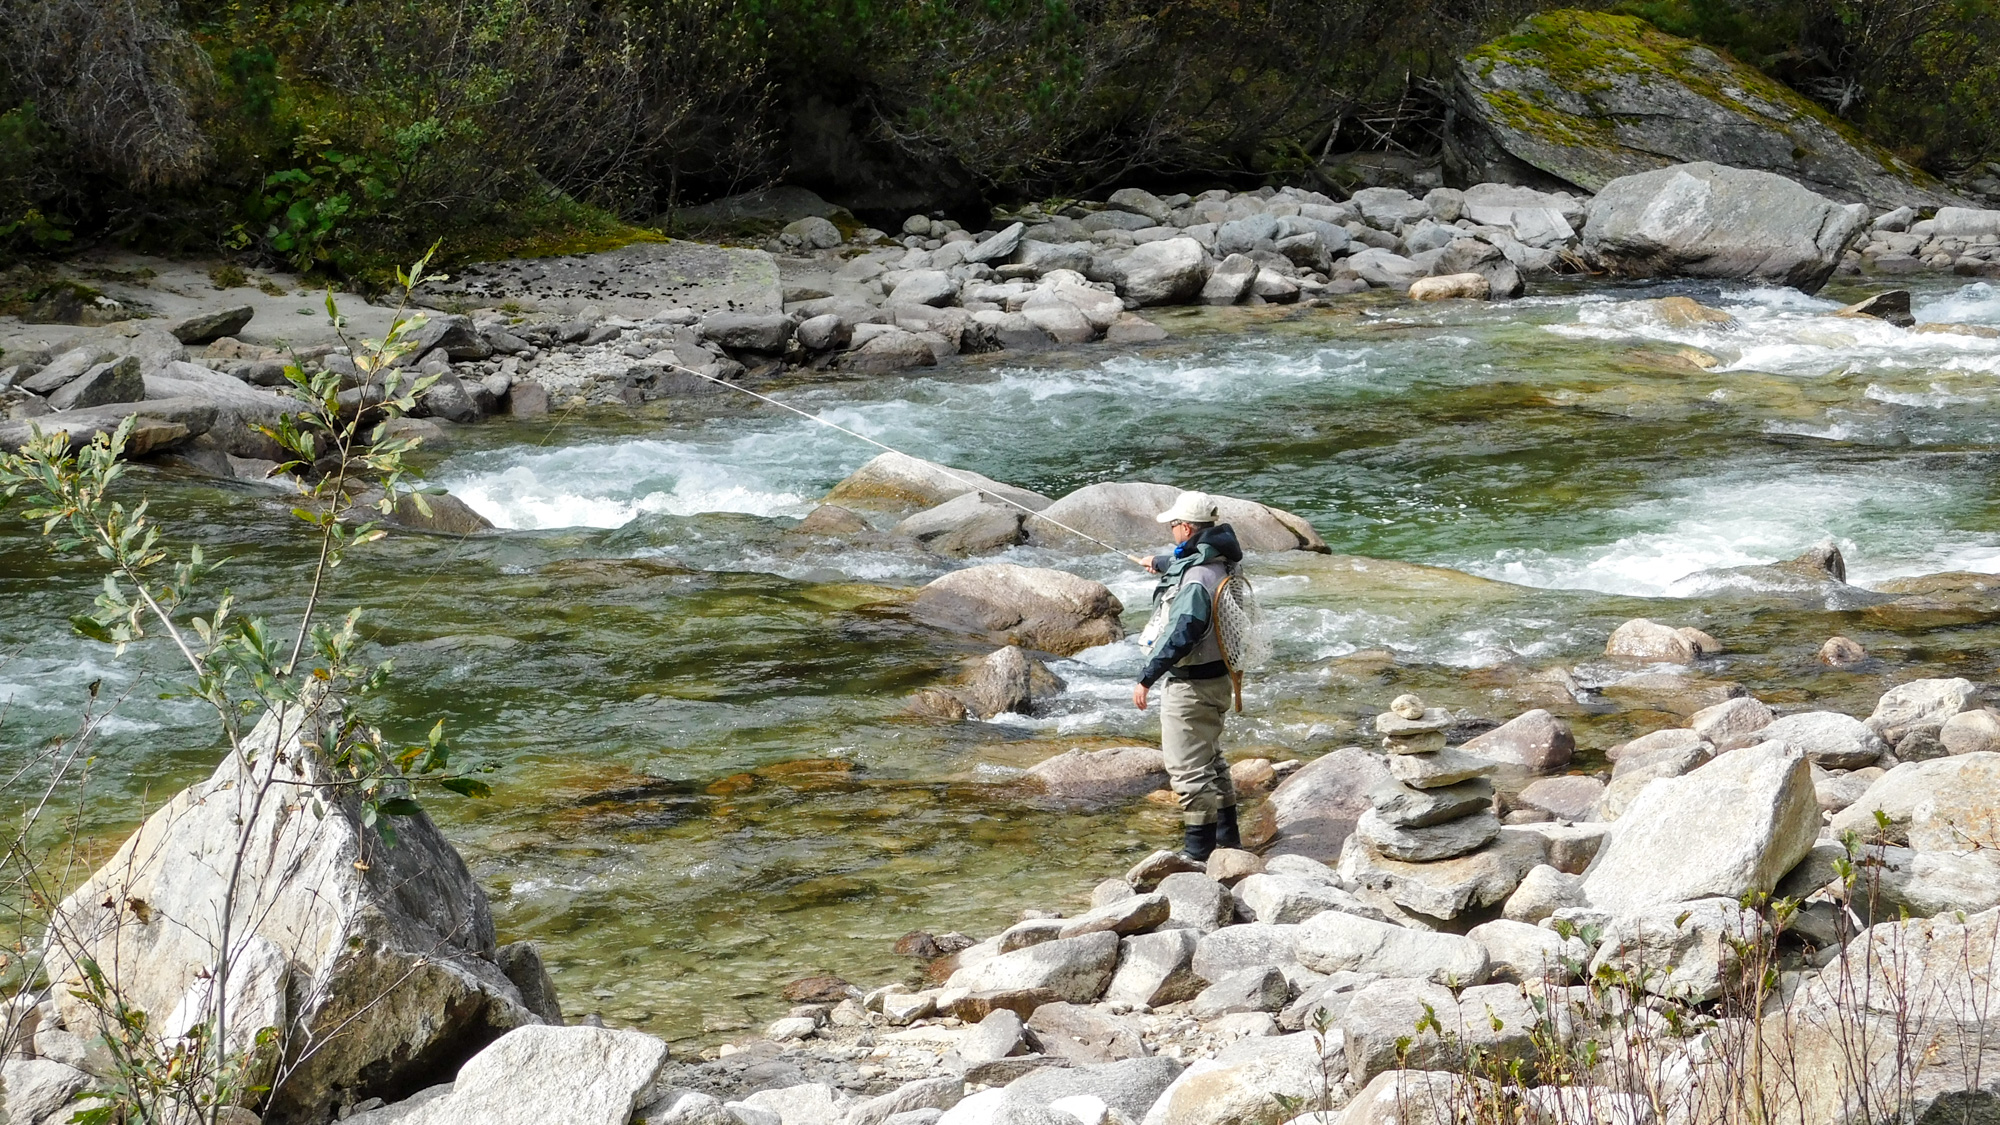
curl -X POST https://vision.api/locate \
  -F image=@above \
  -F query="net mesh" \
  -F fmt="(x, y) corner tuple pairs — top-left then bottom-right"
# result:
(1214, 571), (1273, 674)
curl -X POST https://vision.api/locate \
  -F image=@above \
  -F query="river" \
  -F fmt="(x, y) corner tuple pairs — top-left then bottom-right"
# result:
(4, 278), (2000, 1046)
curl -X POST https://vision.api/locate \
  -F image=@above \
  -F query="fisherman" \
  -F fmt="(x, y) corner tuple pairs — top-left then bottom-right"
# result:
(1130, 491), (1244, 861)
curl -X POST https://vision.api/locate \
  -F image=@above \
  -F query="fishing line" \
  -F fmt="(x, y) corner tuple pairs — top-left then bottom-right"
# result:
(650, 359), (1142, 563)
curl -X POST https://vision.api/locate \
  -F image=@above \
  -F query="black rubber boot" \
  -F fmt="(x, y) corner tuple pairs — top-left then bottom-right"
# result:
(1180, 823), (1218, 862)
(1215, 806), (1241, 851)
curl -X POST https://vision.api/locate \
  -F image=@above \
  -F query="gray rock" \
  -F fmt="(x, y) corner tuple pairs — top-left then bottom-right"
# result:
(1339, 828), (1546, 920)
(1861, 847), (2000, 920)
(1830, 753), (2000, 848)
(1191, 923), (1302, 983)
(169, 305), (256, 344)
(1764, 711), (1889, 769)
(826, 451), (1051, 514)
(397, 1025), (667, 1125)
(1026, 481), (1327, 554)
(1189, 967), (1287, 1019)
(957, 1009), (1026, 1066)
(1, 1058), (91, 1125)
(1277, 971), (1376, 1031)
(1461, 710), (1573, 771)
(965, 223), (1027, 264)
(21, 347), (112, 395)
(1500, 864), (1583, 923)
(1157, 871), (1235, 934)
(1582, 162), (1868, 293)
(845, 1077), (964, 1125)
(1215, 215), (1280, 257)
(1055, 893), (1169, 940)
(700, 312), (793, 354)
(1103, 314), (1168, 344)
(796, 314), (850, 351)
(430, 241), (781, 319)
(1590, 898), (1763, 1003)
(1340, 979), (1537, 1085)
(1353, 809), (1501, 862)
(1690, 696), (1775, 749)
(1775, 906), (2000, 1125)
(896, 492), (1028, 557)
(1103, 929), (1203, 1008)
(1000, 1056), (1183, 1122)
(912, 563), (1124, 657)
(784, 216), (844, 250)
(1368, 779), (1493, 828)
(41, 695), (541, 1121)
(947, 932), (1120, 1002)
(1025, 746), (1166, 807)
(1467, 919), (1587, 983)
(1231, 873), (1385, 926)
(1105, 238), (1208, 306)
(496, 941), (564, 1025)
(1296, 911), (1488, 984)
(1387, 747), (1496, 789)
(1139, 1032), (1339, 1125)
(1866, 678), (1981, 743)
(1503, 821), (1608, 874)
(739, 1083), (851, 1125)
(1249, 748), (1394, 862)
(1106, 188), (1171, 223)
(1514, 775), (1603, 822)
(1452, 11), (1951, 212)
(1023, 1001), (1146, 1064)
(1344, 248), (1426, 288)
(1351, 187), (1430, 229)
(1198, 253), (1259, 305)
(47, 357), (143, 410)
(1125, 849), (1204, 891)
(889, 270), (959, 307)
(1582, 740), (1819, 915)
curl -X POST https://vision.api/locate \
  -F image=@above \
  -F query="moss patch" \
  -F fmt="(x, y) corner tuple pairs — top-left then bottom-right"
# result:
(1465, 9), (1932, 184)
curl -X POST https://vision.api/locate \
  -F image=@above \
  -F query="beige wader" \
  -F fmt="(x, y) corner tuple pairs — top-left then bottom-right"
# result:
(1161, 675), (1236, 825)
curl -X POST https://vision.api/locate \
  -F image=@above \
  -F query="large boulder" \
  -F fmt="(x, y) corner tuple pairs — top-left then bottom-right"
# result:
(1138, 1033), (1340, 1125)
(1339, 829), (1546, 919)
(1764, 711), (1888, 769)
(1105, 238), (1209, 306)
(1772, 908), (2000, 1124)
(1581, 162), (1867, 293)
(911, 564), (1124, 656)
(1581, 740), (1819, 915)
(1245, 747), (1394, 861)
(39, 695), (542, 1122)
(1589, 898), (1763, 1002)
(1025, 481), (1328, 553)
(825, 452), (1053, 514)
(398, 1025), (667, 1125)
(1829, 753), (2000, 847)
(1449, 11), (1952, 211)
(1864, 677), (1981, 744)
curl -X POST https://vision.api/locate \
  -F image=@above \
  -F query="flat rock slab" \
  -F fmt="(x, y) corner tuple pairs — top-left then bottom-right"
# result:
(425, 241), (782, 319)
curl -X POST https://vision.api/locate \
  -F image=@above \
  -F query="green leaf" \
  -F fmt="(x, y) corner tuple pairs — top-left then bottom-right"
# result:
(439, 776), (492, 798)
(70, 615), (114, 643)
(377, 797), (425, 816)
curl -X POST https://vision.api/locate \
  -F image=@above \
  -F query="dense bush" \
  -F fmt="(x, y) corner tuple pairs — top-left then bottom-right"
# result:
(0, 0), (1994, 275)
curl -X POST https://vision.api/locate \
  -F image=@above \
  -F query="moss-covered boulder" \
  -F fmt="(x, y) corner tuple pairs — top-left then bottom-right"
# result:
(1448, 11), (1952, 211)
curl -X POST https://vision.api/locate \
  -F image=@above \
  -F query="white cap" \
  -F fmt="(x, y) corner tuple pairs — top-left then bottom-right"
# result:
(1156, 490), (1219, 524)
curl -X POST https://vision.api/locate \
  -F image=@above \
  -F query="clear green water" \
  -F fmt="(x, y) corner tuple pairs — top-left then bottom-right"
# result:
(7, 278), (2000, 1045)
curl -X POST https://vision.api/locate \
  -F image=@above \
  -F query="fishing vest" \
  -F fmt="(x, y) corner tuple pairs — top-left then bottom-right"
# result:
(1151, 555), (1230, 669)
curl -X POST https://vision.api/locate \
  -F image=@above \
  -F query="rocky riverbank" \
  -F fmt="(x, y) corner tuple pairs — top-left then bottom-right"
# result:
(13, 633), (2000, 1125)
(8, 148), (2000, 496)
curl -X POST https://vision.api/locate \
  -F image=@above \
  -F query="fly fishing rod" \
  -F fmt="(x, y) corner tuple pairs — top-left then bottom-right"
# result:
(656, 359), (1149, 565)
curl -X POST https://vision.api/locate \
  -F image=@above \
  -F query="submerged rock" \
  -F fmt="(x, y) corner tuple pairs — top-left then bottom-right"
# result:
(1024, 746), (1167, 806)
(912, 563), (1124, 656)
(825, 452), (1053, 514)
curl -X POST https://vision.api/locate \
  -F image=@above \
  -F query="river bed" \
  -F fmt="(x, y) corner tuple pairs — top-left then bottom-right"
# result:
(5, 277), (2000, 1046)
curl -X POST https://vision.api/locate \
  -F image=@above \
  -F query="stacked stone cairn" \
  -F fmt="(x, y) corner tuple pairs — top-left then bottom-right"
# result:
(1352, 694), (1501, 862)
